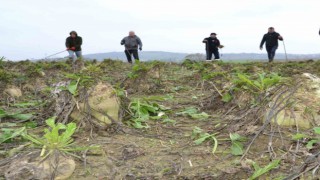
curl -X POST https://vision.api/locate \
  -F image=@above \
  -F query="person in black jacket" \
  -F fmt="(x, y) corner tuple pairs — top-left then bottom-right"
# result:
(260, 27), (283, 62)
(66, 31), (82, 61)
(203, 33), (221, 61)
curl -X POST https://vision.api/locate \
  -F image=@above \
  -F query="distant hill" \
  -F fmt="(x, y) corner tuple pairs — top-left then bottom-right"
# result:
(220, 53), (320, 61)
(83, 51), (320, 62)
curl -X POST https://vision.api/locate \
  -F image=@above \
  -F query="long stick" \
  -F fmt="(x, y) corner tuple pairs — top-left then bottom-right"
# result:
(282, 41), (288, 62)
(45, 50), (67, 59)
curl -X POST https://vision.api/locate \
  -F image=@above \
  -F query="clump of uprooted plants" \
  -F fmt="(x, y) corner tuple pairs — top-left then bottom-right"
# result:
(1, 116), (98, 180)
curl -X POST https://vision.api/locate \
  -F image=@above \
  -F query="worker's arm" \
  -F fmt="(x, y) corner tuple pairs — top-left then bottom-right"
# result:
(278, 33), (283, 41)
(120, 38), (125, 45)
(65, 37), (70, 48)
(137, 37), (143, 50)
(202, 38), (208, 43)
(260, 35), (266, 49)
(75, 37), (82, 48)
(216, 39), (220, 48)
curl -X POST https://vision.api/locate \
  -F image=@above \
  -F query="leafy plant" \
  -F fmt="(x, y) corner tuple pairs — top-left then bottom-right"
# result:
(65, 72), (94, 88)
(229, 133), (246, 156)
(67, 78), (80, 95)
(61, 72), (95, 96)
(26, 63), (44, 77)
(23, 117), (94, 159)
(176, 107), (209, 120)
(0, 127), (26, 144)
(127, 61), (164, 80)
(127, 62), (149, 79)
(181, 59), (196, 69)
(292, 127), (320, 149)
(113, 85), (126, 98)
(222, 92), (233, 103)
(191, 127), (218, 154)
(0, 56), (5, 68)
(0, 69), (17, 82)
(11, 101), (42, 108)
(82, 64), (103, 77)
(143, 94), (174, 102)
(24, 121), (38, 128)
(127, 99), (172, 128)
(249, 159), (281, 180)
(292, 133), (308, 141)
(171, 86), (186, 92)
(0, 108), (33, 121)
(233, 73), (282, 94)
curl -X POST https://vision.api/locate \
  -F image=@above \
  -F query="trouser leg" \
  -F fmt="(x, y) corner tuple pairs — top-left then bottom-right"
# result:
(266, 46), (272, 62)
(270, 45), (278, 61)
(73, 51), (84, 69)
(213, 49), (220, 59)
(124, 50), (132, 63)
(132, 50), (139, 61)
(68, 50), (75, 60)
(206, 50), (213, 60)
(67, 50), (74, 64)
(75, 51), (82, 59)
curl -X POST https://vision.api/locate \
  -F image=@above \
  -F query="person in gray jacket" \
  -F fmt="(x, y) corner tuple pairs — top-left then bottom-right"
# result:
(121, 31), (143, 63)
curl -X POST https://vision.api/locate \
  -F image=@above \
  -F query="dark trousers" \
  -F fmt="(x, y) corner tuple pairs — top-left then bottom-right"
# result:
(206, 49), (220, 60)
(266, 45), (278, 62)
(124, 49), (139, 63)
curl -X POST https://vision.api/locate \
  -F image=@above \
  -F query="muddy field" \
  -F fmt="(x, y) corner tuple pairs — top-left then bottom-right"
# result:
(1, 59), (320, 179)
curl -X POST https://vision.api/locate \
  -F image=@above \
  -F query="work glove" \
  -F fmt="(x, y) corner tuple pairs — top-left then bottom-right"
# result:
(70, 47), (76, 50)
(139, 47), (142, 51)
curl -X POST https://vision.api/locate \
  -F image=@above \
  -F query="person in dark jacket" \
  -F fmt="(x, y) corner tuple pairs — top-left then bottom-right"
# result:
(66, 31), (82, 61)
(203, 33), (221, 61)
(260, 27), (283, 62)
(121, 31), (143, 63)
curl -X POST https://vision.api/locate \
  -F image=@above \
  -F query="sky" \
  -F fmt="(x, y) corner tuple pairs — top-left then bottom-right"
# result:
(0, 0), (319, 60)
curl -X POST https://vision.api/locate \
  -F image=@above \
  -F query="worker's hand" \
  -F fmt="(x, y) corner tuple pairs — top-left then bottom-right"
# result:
(139, 47), (142, 51)
(260, 47), (263, 50)
(66, 48), (70, 50)
(70, 47), (76, 50)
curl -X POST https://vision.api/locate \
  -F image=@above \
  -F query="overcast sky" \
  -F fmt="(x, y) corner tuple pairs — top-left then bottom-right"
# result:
(0, 0), (319, 60)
